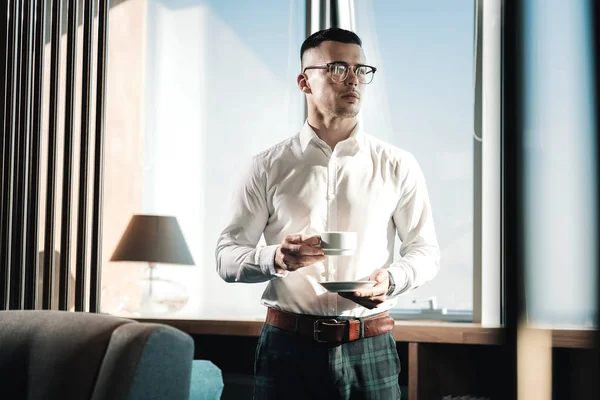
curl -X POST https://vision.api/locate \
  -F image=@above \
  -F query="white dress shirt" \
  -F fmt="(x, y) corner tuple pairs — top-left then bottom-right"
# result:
(216, 121), (440, 317)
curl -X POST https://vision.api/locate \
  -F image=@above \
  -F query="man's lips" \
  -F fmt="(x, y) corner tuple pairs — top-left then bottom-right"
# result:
(342, 93), (360, 100)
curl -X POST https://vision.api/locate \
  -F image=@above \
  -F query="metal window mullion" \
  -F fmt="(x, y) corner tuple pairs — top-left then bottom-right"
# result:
(329, 0), (338, 28)
(307, 0), (323, 36)
(75, 0), (95, 312)
(18, 0), (38, 310)
(1, 0), (21, 310)
(89, 0), (109, 314)
(10, 0), (31, 310)
(0, 0), (11, 309)
(320, 0), (327, 30)
(0, 3), (8, 238)
(59, 0), (78, 311)
(333, 0), (355, 32)
(472, 0), (484, 324)
(472, 0), (502, 327)
(43, 0), (63, 310)
(480, 0), (502, 326)
(26, 0), (47, 310)
(503, 1), (526, 399)
(8, 0), (25, 310)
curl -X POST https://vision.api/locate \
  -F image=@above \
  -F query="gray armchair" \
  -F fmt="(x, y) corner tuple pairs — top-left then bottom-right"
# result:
(0, 310), (197, 400)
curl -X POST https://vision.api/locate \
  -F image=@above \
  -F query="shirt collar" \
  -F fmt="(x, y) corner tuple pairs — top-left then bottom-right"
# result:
(299, 120), (365, 154)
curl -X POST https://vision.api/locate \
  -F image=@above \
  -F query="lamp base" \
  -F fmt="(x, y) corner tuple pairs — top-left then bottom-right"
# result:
(140, 277), (189, 314)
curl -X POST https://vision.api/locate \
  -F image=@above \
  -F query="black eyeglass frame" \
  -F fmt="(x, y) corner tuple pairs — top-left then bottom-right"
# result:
(302, 61), (377, 84)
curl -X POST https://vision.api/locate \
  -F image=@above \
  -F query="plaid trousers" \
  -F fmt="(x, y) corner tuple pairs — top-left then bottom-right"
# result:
(254, 323), (402, 400)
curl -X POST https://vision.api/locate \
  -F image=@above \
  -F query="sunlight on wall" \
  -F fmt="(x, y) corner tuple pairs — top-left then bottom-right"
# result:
(142, 0), (304, 319)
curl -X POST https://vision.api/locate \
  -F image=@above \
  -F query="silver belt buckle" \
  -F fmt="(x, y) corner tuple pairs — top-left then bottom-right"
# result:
(313, 318), (339, 343)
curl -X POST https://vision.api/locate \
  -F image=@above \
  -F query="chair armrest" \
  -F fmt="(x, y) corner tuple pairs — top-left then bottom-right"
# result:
(189, 360), (224, 400)
(92, 323), (194, 400)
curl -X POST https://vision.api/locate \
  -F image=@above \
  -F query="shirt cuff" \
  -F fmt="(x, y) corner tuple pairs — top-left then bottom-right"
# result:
(387, 265), (410, 297)
(258, 244), (288, 278)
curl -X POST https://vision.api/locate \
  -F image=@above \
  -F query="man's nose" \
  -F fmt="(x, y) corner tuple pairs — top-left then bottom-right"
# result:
(345, 67), (359, 86)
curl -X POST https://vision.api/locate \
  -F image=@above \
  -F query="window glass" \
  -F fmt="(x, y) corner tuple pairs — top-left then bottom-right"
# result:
(354, 0), (475, 313)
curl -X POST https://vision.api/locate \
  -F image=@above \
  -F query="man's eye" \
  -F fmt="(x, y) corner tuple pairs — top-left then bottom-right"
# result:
(331, 64), (347, 75)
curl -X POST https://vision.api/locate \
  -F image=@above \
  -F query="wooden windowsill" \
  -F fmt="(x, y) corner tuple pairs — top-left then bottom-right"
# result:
(134, 318), (596, 349)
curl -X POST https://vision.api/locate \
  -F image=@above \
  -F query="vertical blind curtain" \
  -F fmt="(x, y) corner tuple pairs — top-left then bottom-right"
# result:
(0, 0), (110, 313)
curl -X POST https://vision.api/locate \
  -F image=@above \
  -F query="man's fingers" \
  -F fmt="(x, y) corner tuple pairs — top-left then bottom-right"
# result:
(281, 244), (324, 256)
(354, 287), (386, 298)
(355, 270), (389, 297)
(301, 235), (321, 246)
(278, 234), (325, 272)
(336, 269), (389, 308)
(354, 281), (387, 297)
(281, 244), (303, 254)
(287, 234), (321, 246)
(287, 234), (311, 244)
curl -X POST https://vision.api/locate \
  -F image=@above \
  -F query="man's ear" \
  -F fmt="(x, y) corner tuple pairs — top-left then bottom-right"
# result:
(297, 73), (312, 94)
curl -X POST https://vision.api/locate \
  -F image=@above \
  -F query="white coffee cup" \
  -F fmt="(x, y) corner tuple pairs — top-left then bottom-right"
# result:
(319, 231), (357, 256)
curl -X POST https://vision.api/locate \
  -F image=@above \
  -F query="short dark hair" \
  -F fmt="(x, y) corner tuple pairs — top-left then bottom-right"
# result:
(300, 28), (363, 66)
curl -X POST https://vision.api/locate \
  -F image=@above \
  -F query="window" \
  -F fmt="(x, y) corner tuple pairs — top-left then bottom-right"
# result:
(353, 1), (476, 318)
(102, 0), (501, 323)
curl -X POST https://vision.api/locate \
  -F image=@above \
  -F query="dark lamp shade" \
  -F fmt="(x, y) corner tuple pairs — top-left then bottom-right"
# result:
(110, 214), (195, 265)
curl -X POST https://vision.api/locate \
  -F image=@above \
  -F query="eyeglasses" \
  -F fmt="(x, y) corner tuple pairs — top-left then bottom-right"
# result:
(303, 61), (377, 84)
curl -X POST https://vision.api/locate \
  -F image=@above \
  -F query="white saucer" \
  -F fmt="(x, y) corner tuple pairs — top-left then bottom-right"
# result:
(323, 248), (355, 256)
(319, 281), (377, 293)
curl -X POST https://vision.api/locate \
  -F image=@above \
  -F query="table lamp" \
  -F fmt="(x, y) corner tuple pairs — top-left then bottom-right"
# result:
(110, 214), (195, 314)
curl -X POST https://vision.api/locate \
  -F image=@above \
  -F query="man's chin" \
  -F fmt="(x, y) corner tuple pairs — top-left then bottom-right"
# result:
(333, 105), (361, 118)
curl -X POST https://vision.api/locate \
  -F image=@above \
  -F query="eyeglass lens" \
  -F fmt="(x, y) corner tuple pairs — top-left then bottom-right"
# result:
(330, 63), (374, 84)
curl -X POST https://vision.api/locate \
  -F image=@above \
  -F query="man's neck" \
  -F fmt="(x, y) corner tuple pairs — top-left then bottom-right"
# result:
(307, 115), (358, 150)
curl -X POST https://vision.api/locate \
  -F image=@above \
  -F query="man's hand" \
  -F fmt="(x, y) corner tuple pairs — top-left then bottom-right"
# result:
(338, 268), (390, 309)
(275, 234), (324, 272)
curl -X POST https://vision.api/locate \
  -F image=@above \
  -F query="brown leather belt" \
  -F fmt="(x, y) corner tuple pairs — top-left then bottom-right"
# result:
(266, 308), (395, 344)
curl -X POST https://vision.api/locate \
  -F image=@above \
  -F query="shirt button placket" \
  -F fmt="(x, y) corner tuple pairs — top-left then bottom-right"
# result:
(327, 151), (338, 315)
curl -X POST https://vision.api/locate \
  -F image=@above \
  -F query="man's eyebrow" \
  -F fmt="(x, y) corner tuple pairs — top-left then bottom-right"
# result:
(329, 60), (368, 65)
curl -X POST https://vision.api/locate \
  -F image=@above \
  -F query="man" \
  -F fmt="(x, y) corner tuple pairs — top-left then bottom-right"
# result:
(216, 28), (439, 400)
